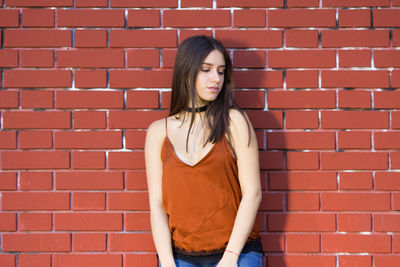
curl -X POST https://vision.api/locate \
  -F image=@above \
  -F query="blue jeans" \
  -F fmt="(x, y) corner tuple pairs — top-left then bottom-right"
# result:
(158, 251), (263, 267)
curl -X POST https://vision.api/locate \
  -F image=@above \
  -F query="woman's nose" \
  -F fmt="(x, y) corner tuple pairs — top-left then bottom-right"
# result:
(211, 69), (221, 82)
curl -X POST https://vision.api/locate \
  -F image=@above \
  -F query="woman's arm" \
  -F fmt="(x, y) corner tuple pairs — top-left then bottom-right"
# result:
(145, 119), (176, 267)
(218, 109), (262, 266)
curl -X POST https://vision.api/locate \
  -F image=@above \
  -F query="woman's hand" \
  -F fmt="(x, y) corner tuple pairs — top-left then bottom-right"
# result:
(216, 251), (239, 267)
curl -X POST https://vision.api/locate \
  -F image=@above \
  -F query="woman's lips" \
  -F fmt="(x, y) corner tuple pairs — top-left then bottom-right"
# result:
(207, 86), (219, 93)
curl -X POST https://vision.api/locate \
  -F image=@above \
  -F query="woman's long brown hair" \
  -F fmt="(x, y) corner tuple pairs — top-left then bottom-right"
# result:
(169, 35), (250, 151)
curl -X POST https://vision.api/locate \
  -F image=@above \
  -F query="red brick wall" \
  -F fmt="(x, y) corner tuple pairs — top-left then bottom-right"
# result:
(1, 1), (399, 267)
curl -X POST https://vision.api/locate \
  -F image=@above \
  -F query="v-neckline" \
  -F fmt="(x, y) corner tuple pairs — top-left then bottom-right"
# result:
(164, 136), (219, 168)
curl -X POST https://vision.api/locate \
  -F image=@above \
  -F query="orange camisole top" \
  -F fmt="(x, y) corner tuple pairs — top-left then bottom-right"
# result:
(161, 118), (260, 255)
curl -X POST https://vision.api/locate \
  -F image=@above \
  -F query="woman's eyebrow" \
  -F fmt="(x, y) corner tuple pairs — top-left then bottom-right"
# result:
(202, 62), (226, 67)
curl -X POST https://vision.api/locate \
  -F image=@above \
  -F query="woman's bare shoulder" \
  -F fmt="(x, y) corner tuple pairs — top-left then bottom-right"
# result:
(146, 118), (167, 145)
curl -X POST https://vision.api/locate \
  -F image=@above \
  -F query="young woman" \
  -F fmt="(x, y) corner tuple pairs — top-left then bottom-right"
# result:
(145, 35), (263, 267)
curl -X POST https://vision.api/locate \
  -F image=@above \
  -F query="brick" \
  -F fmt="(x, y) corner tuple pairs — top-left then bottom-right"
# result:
(322, 234), (390, 253)
(268, 131), (334, 150)
(0, 213), (16, 231)
(72, 151), (106, 169)
(260, 233), (284, 252)
(233, 50), (266, 68)
(109, 233), (155, 251)
(56, 171), (123, 190)
(0, 49), (18, 67)
(216, 30), (282, 48)
(375, 132), (400, 149)
(73, 111), (107, 129)
(322, 70), (389, 88)
(0, 255), (15, 267)
(0, 9), (19, 27)
(128, 10), (160, 27)
(268, 90), (335, 109)
(57, 49), (124, 68)
(19, 213), (52, 231)
(56, 91), (123, 109)
(55, 213), (122, 231)
(21, 90), (54, 108)
(181, 0), (212, 7)
(126, 254), (158, 267)
(339, 172), (373, 190)
(259, 151), (284, 170)
(394, 30), (400, 47)
(374, 214), (400, 232)
(126, 91), (159, 109)
(394, 70), (400, 88)
(4, 29), (71, 47)
(0, 91), (18, 108)
(75, 0), (108, 7)
(322, 30), (389, 47)
(72, 192), (106, 211)
(161, 49), (177, 68)
(338, 213), (371, 232)
(268, 50), (335, 68)
(20, 49), (53, 67)
(287, 0), (319, 6)
(321, 151), (388, 170)
(164, 10), (230, 27)
(1, 151), (70, 170)
(234, 90), (265, 109)
(125, 212), (151, 231)
(338, 90), (371, 108)
(217, 0), (283, 7)
(339, 9), (371, 27)
(73, 233), (106, 251)
(259, 192), (284, 211)
(338, 131), (371, 150)
(55, 131), (122, 149)
(125, 171), (147, 190)
(108, 192), (149, 210)
(374, 256), (400, 267)
(75, 69), (107, 88)
(110, 30), (177, 48)
(3, 233), (70, 252)
(2, 192), (69, 210)
(58, 9), (124, 27)
(269, 171), (337, 191)
(108, 151), (145, 170)
(286, 110), (318, 129)
(394, 235), (400, 252)
(233, 10), (266, 27)
(161, 91), (171, 108)
(375, 172), (400, 190)
(374, 50), (400, 68)
(19, 171), (52, 190)
(339, 256), (372, 267)
(269, 9), (335, 28)
(321, 192), (390, 211)
(4, 70), (71, 88)
(3, 111), (71, 129)
(268, 255), (335, 267)
(75, 29), (107, 48)
(394, 193), (400, 210)
(5, 0), (73, 6)
(268, 213), (335, 232)
(19, 130), (53, 149)
(0, 172), (17, 190)
(287, 193), (319, 211)
(375, 91), (400, 109)
(127, 49), (160, 68)
(373, 9), (400, 27)
(287, 234), (320, 252)
(22, 8), (54, 27)
(53, 254), (122, 267)
(0, 131), (17, 149)
(110, 70), (172, 88)
(110, 0), (177, 7)
(179, 30), (212, 44)
(235, 70), (283, 88)
(19, 254), (51, 267)
(286, 70), (318, 88)
(285, 30), (318, 48)
(109, 110), (168, 129)
(321, 111), (389, 129)
(322, 0), (390, 7)
(286, 151), (319, 170)
(246, 110), (283, 129)
(391, 152), (400, 169)
(339, 50), (371, 67)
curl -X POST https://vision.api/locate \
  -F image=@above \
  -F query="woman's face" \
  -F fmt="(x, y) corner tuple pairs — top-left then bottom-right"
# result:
(194, 49), (226, 106)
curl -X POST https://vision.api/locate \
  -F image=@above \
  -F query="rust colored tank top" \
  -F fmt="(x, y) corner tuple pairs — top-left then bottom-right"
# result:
(161, 118), (260, 255)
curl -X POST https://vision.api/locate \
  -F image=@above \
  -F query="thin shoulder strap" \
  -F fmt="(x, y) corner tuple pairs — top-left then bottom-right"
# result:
(165, 117), (168, 138)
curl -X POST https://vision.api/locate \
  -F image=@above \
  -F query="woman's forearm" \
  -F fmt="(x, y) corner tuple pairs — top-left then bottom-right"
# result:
(150, 206), (175, 267)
